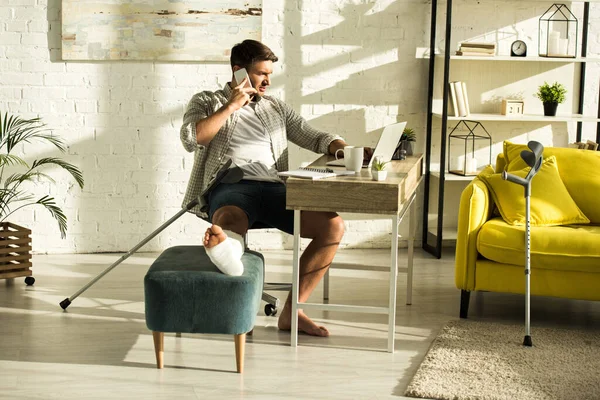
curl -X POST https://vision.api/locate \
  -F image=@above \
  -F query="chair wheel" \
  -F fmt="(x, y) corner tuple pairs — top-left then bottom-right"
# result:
(264, 303), (277, 317)
(25, 276), (35, 286)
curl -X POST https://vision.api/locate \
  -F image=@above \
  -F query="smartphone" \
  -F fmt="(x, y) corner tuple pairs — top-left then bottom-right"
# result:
(234, 68), (253, 89)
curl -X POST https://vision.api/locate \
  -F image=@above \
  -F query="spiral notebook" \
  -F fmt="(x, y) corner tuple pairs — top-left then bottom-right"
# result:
(278, 167), (355, 180)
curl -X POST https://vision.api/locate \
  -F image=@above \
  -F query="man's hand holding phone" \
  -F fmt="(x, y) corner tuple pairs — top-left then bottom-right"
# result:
(227, 68), (257, 111)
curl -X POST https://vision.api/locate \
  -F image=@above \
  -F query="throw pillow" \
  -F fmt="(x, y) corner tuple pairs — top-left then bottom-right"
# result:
(478, 156), (590, 226)
(476, 166), (502, 218)
(503, 141), (600, 222)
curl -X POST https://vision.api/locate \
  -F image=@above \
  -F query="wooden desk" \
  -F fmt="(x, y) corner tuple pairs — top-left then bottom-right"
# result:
(286, 154), (423, 352)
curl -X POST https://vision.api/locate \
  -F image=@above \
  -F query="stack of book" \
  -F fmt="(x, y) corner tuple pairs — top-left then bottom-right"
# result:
(456, 42), (496, 57)
(449, 81), (470, 117)
(570, 140), (599, 150)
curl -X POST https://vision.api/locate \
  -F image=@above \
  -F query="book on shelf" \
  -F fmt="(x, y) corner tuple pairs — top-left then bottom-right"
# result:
(460, 42), (496, 49)
(461, 82), (471, 115)
(277, 167), (355, 180)
(449, 81), (469, 117)
(449, 82), (459, 117)
(456, 51), (495, 57)
(457, 46), (495, 54)
(456, 42), (496, 57)
(569, 141), (599, 150)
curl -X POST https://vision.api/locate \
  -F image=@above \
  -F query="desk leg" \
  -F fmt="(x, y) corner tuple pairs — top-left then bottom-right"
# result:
(291, 210), (301, 348)
(407, 198), (416, 305)
(388, 213), (399, 353)
(323, 269), (330, 302)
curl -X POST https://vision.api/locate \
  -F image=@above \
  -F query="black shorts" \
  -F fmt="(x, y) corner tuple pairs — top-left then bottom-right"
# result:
(207, 180), (294, 235)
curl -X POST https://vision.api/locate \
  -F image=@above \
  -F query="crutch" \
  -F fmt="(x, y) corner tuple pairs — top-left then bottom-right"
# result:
(501, 140), (544, 347)
(60, 160), (243, 310)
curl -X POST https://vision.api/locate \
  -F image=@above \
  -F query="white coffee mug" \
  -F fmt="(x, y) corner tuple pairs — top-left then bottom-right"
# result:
(335, 146), (356, 171)
(348, 147), (364, 172)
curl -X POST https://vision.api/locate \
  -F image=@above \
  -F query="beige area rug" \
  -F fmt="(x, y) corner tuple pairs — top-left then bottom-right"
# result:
(405, 319), (600, 400)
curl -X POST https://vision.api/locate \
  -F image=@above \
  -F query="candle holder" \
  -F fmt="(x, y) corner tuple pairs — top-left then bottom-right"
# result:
(447, 121), (492, 176)
(539, 3), (578, 58)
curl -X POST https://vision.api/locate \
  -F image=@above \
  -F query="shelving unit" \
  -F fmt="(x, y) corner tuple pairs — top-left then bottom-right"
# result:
(422, 0), (600, 259)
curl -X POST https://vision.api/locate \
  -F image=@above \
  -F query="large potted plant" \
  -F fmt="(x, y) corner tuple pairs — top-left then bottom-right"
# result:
(535, 81), (567, 117)
(0, 112), (84, 284)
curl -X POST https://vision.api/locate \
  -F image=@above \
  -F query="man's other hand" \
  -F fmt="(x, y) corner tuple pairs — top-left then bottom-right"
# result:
(227, 79), (258, 111)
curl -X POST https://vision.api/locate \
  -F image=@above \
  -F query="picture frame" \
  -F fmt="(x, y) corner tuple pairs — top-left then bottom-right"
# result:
(501, 99), (525, 115)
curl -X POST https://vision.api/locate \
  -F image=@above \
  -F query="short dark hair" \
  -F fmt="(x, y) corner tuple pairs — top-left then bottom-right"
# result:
(230, 40), (278, 69)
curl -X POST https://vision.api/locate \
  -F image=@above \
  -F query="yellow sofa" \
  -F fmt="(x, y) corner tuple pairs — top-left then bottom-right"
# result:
(455, 143), (600, 318)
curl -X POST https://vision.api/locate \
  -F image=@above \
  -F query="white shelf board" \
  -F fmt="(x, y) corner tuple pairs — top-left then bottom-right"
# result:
(431, 171), (477, 181)
(435, 55), (600, 63)
(432, 112), (600, 122)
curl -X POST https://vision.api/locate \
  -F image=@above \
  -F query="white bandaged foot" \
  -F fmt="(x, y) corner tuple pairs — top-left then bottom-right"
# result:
(205, 230), (245, 276)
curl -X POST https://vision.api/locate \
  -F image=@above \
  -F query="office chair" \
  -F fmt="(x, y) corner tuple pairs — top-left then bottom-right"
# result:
(244, 221), (292, 316)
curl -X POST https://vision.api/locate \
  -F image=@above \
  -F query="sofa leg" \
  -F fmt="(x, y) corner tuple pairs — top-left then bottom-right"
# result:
(234, 333), (246, 373)
(460, 290), (471, 319)
(152, 331), (164, 369)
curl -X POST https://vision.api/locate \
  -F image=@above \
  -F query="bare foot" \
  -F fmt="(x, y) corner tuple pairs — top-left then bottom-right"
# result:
(203, 224), (228, 249)
(278, 305), (329, 337)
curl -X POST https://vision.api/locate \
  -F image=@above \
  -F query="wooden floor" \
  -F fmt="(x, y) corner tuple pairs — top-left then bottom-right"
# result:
(1, 248), (599, 399)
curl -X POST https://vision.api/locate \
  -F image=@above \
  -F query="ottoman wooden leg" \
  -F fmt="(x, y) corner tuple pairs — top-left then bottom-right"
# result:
(234, 333), (246, 373)
(152, 331), (164, 369)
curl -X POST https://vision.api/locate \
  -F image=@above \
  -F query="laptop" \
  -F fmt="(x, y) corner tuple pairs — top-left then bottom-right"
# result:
(326, 121), (407, 168)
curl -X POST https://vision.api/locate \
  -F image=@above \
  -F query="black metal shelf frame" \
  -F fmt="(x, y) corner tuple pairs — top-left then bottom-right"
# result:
(422, 0), (599, 259)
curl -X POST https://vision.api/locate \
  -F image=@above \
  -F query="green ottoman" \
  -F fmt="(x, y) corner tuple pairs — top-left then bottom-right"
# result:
(144, 245), (264, 373)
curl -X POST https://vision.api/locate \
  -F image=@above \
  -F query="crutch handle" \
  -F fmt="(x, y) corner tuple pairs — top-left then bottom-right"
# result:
(502, 171), (528, 187)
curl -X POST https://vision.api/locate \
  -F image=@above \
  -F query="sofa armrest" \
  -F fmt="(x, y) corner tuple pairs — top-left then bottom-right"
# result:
(455, 178), (493, 291)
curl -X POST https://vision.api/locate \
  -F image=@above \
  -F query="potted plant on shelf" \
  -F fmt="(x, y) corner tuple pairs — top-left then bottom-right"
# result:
(0, 112), (84, 285)
(535, 81), (567, 117)
(394, 127), (416, 158)
(371, 157), (389, 181)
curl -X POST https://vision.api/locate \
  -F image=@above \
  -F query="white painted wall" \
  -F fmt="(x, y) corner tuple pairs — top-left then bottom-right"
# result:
(0, 0), (597, 254)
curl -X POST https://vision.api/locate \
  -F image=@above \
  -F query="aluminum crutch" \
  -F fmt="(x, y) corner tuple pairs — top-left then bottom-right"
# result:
(60, 160), (242, 310)
(502, 140), (544, 347)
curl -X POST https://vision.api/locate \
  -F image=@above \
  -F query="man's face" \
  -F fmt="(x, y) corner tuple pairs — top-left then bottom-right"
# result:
(244, 60), (273, 97)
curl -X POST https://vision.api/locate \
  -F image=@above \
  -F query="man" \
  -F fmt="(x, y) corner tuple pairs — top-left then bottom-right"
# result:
(180, 40), (365, 337)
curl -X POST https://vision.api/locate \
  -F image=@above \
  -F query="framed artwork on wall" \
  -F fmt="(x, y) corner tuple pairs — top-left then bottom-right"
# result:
(61, 1), (262, 61)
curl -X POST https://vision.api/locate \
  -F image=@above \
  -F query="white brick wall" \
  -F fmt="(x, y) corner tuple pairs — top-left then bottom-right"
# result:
(0, 0), (598, 254)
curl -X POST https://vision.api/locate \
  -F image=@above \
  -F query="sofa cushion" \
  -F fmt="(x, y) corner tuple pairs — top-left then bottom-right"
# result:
(503, 141), (600, 223)
(478, 156), (589, 226)
(478, 218), (600, 273)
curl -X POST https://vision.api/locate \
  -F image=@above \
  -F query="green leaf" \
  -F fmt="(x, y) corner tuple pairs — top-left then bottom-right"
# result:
(36, 195), (68, 239)
(0, 154), (27, 168)
(4, 171), (55, 188)
(0, 112), (65, 153)
(0, 189), (34, 221)
(31, 157), (84, 188)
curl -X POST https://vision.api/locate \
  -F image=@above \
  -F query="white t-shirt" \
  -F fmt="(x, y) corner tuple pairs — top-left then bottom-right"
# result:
(225, 102), (282, 182)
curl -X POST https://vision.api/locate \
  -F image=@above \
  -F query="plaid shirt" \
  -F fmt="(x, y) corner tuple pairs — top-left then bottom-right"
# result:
(180, 83), (344, 217)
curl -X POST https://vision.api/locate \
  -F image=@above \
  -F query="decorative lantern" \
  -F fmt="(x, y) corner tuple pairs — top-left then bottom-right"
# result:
(447, 121), (492, 176)
(539, 4), (578, 58)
